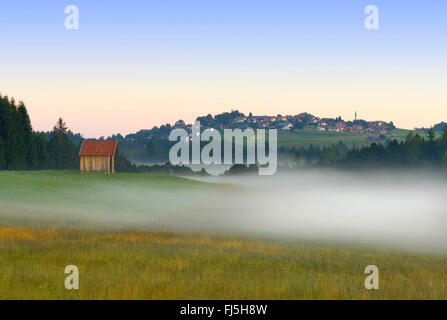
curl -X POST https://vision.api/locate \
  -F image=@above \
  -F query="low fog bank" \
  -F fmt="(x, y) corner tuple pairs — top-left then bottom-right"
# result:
(173, 170), (447, 253)
(2, 170), (447, 253)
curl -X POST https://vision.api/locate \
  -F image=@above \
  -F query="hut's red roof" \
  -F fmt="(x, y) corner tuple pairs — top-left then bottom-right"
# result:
(79, 140), (118, 156)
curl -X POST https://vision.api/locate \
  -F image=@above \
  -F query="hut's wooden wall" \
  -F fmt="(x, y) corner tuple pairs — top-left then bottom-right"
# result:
(80, 156), (113, 173)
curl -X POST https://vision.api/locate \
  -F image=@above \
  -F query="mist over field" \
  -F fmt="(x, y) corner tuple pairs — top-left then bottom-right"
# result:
(191, 171), (447, 253)
(1, 170), (447, 253)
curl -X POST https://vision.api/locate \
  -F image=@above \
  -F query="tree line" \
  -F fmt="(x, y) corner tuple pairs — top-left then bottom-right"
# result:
(337, 129), (447, 168)
(291, 129), (447, 169)
(0, 95), (78, 170)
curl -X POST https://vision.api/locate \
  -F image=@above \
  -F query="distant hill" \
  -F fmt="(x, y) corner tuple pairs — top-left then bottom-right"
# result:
(434, 122), (447, 132)
(50, 110), (411, 164)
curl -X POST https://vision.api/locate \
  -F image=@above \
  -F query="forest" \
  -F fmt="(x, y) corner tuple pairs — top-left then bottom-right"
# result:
(0, 95), (78, 170)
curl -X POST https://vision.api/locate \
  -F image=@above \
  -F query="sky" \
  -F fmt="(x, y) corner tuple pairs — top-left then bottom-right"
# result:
(0, 0), (446, 137)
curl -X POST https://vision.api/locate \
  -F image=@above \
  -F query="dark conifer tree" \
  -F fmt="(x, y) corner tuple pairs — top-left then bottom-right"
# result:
(3, 98), (22, 169)
(0, 136), (5, 169)
(0, 97), (80, 171)
(0, 97), (7, 169)
(34, 132), (50, 169)
(48, 118), (78, 169)
(17, 101), (38, 169)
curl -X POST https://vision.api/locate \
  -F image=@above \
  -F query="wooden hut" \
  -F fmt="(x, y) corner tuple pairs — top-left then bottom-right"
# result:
(79, 140), (119, 173)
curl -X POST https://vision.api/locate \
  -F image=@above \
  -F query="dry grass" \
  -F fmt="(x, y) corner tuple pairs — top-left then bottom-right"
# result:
(1, 226), (447, 300)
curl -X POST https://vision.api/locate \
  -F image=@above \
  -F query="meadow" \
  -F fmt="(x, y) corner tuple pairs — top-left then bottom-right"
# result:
(277, 128), (411, 149)
(1, 171), (447, 300)
(1, 227), (447, 300)
(212, 128), (410, 151)
(0, 171), (212, 230)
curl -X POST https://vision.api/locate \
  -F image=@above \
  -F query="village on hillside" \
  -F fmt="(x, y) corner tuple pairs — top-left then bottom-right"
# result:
(172, 111), (396, 134)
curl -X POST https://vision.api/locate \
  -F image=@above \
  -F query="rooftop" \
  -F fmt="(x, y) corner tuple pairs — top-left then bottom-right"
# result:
(79, 140), (118, 156)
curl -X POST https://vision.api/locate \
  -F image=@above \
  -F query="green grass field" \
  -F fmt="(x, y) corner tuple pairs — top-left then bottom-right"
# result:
(218, 127), (411, 150)
(1, 171), (446, 300)
(0, 171), (212, 230)
(277, 128), (411, 149)
(2, 227), (447, 300)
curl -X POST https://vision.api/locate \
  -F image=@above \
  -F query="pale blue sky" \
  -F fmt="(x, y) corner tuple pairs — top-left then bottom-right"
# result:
(1, 0), (446, 136)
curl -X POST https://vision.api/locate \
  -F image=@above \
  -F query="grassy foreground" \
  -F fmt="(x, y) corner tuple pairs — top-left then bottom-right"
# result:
(1, 226), (447, 300)
(1, 171), (447, 300)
